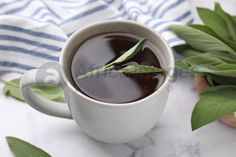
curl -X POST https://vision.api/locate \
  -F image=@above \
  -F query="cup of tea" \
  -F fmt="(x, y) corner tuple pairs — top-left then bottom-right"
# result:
(20, 20), (174, 143)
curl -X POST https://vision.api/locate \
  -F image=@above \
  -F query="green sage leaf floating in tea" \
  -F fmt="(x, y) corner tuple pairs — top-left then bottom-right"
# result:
(78, 38), (147, 79)
(191, 86), (236, 130)
(106, 38), (147, 66)
(78, 38), (165, 79)
(0, 78), (64, 101)
(6, 136), (51, 157)
(77, 65), (115, 79)
(120, 65), (164, 74)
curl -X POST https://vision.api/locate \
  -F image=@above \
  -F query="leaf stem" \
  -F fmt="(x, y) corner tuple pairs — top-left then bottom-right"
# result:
(78, 65), (115, 79)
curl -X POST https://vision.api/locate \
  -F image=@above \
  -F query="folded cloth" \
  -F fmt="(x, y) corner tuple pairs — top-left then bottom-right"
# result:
(0, 0), (193, 73)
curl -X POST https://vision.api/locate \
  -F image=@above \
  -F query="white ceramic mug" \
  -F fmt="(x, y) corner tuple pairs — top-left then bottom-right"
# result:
(20, 20), (174, 144)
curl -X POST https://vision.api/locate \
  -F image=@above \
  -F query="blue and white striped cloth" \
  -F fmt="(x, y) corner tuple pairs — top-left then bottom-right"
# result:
(0, 0), (193, 73)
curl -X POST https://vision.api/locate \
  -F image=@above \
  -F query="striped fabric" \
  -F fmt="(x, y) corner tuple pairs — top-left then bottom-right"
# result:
(0, 0), (193, 73)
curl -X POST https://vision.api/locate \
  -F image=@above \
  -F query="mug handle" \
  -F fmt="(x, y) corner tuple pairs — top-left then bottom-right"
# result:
(20, 62), (73, 119)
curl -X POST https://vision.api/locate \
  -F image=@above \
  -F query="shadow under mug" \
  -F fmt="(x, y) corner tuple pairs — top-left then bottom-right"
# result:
(20, 20), (175, 144)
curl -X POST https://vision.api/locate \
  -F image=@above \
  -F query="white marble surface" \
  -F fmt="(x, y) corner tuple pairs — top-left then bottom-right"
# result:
(1, 0), (236, 157)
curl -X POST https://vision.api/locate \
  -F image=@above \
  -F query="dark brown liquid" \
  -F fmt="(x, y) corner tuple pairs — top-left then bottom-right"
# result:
(70, 33), (165, 103)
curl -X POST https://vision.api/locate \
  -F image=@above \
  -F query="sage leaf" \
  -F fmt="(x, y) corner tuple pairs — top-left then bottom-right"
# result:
(32, 85), (64, 101)
(176, 52), (236, 77)
(191, 86), (236, 130)
(205, 75), (215, 87)
(1, 78), (64, 101)
(77, 39), (165, 79)
(208, 74), (236, 85)
(77, 65), (114, 79)
(1, 78), (23, 101)
(77, 39), (150, 79)
(173, 44), (203, 57)
(170, 25), (236, 55)
(215, 3), (236, 41)
(197, 7), (231, 40)
(189, 24), (219, 38)
(106, 38), (147, 66)
(120, 65), (164, 74)
(233, 16), (236, 22)
(189, 24), (236, 52)
(6, 136), (51, 157)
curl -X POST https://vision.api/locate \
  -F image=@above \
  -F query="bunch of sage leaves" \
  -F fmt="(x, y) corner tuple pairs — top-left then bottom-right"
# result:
(170, 2), (236, 130)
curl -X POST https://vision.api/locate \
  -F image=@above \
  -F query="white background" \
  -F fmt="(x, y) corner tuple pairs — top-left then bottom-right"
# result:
(1, 0), (236, 157)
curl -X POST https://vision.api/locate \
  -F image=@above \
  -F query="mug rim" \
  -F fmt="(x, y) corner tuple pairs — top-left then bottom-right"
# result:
(60, 20), (175, 107)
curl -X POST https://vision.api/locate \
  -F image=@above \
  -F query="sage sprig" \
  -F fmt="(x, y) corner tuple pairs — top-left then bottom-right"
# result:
(106, 39), (147, 66)
(170, 2), (236, 130)
(78, 39), (165, 79)
(77, 65), (115, 79)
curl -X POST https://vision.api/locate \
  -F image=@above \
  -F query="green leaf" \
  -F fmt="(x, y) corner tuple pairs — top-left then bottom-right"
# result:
(205, 75), (215, 87)
(173, 44), (203, 57)
(6, 136), (51, 157)
(189, 24), (236, 52)
(215, 3), (236, 41)
(170, 25), (236, 55)
(32, 85), (64, 100)
(77, 65), (115, 79)
(77, 39), (161, 79)
(120, 65), (165, 74)
(233, 16), (236, 22)
(197, 7), (231, 40)
(1, 78), (64, 101)
(175, 25), (236, 55)
(191, 86), (236, 130)
(208, 74), (236, 85)
(189, 24), (219, 38)
(176, 52), (236, 77)
(1, 78), (24, 101)
(77, 39), (165, 79)
(107, 38), (147, 66)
